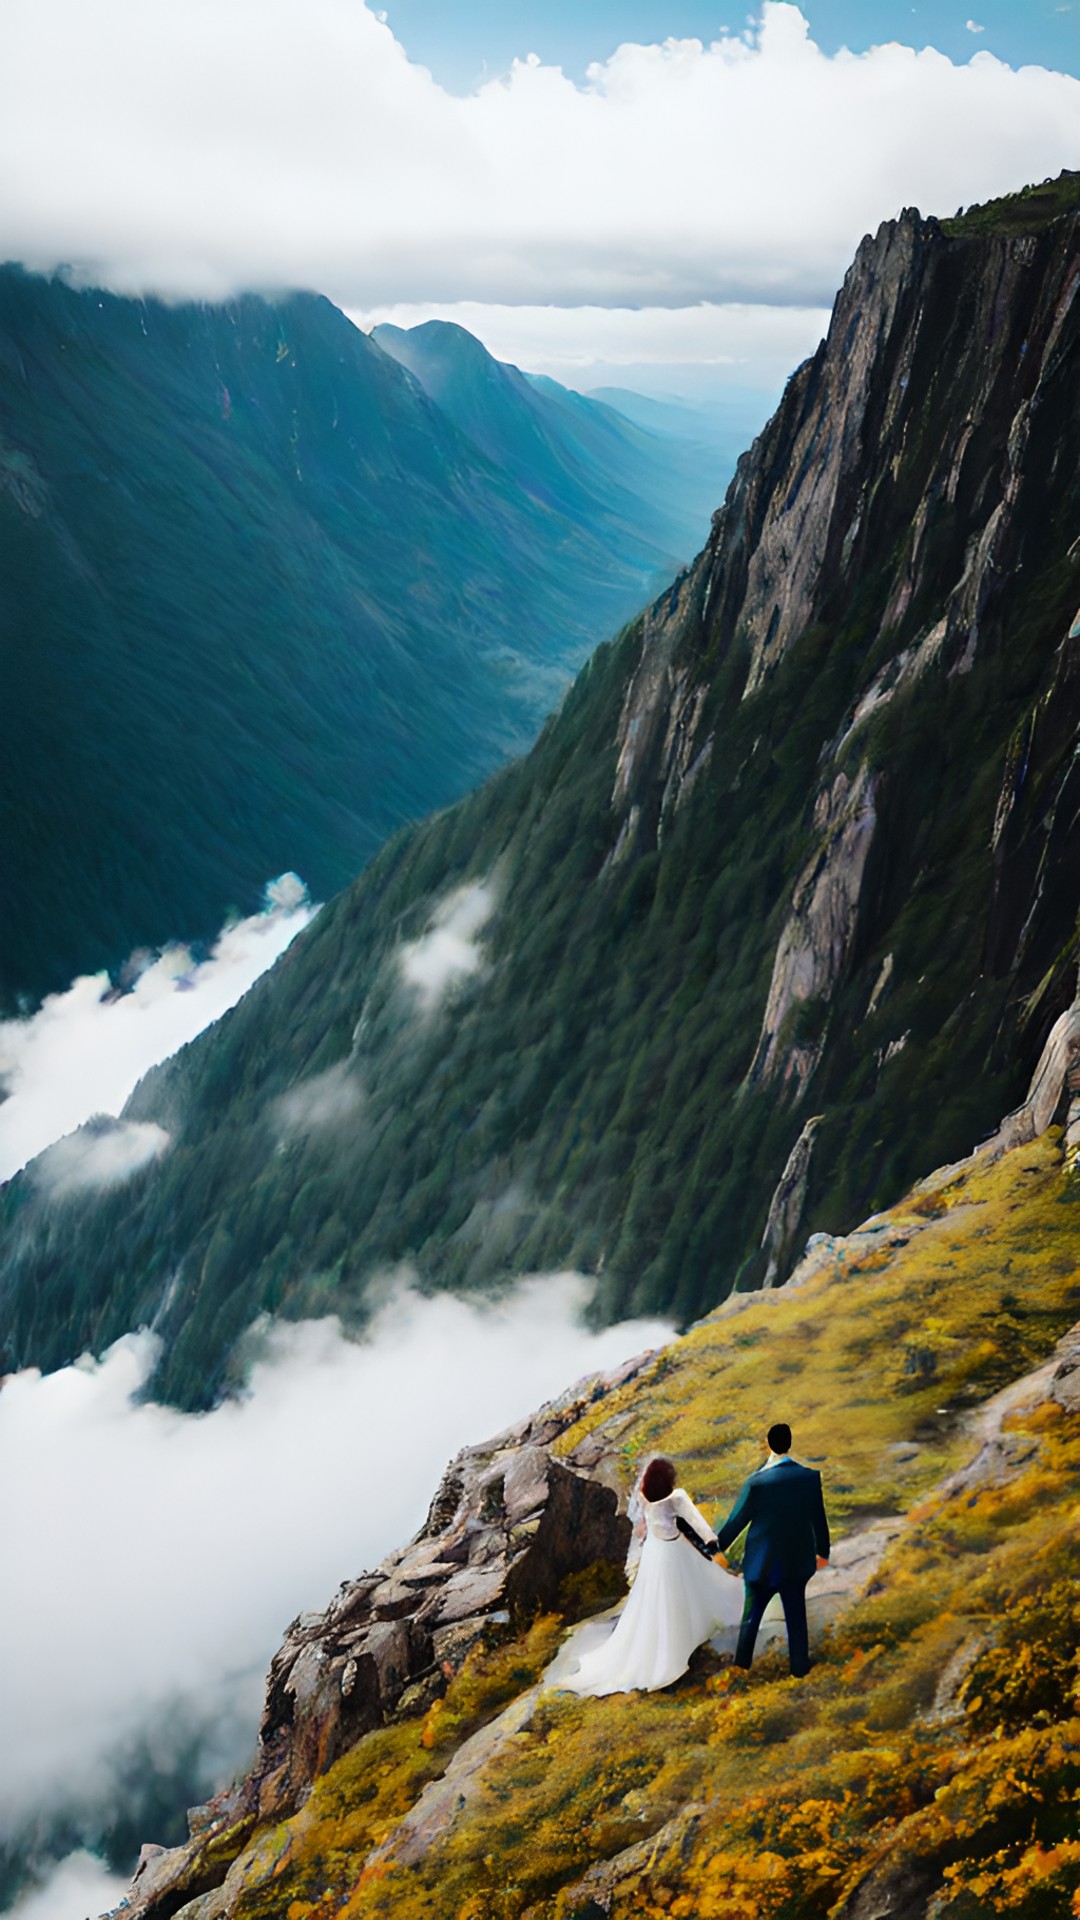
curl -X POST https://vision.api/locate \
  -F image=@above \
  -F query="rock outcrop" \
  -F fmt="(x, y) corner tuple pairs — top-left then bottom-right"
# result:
(748, 765), (877, 1093)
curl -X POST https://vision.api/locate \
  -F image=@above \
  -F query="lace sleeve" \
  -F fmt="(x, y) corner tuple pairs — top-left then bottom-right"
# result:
(671, 1487), (716, 1546)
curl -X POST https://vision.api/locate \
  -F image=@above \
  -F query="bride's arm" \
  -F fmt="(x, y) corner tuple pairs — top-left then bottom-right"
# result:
(671, 1487), (718, 1547)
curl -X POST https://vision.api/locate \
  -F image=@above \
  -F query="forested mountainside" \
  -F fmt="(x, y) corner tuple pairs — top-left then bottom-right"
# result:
(107, 1130), (1080, 1920)
(0, 272), (693, 1009)
(3, 174), (1080, 1410)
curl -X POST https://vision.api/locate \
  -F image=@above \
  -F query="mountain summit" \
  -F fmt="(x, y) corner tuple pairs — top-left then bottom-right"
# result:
(2, 174), (1080, 1408)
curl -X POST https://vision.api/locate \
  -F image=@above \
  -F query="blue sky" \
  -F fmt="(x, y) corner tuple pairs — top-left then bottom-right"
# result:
(382, 0), (1080, 90)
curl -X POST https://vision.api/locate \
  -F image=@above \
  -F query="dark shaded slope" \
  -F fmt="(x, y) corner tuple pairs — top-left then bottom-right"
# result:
(0, 275), (685, 1007)
(3, 181), (1080, 1407)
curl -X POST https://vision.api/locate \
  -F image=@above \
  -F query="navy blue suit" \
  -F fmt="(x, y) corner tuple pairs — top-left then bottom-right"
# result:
(714, 1458), (830, 1676)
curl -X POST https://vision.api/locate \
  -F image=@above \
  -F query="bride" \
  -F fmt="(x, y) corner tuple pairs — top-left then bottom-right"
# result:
(563, 1456), (744, 1696)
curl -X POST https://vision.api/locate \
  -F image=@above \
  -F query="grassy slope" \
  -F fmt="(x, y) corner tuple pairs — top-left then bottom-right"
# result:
(204, 1133), (1080, 1919)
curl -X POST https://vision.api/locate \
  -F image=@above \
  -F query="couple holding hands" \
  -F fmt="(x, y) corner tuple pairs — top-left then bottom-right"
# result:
(566, 1423), (830, 1697)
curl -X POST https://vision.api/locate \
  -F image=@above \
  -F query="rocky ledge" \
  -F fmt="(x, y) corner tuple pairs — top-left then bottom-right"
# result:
(120, 1349), (653, 1920)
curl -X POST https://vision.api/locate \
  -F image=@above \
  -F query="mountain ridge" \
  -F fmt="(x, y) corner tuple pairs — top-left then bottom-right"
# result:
(371, 318), (732, 547)
(0, 271), (696, 1008)
(2, 180), (1080, 1409)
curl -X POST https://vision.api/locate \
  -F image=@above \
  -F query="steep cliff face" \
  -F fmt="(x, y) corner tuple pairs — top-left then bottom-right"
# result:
(3, 175), (1080, 1404)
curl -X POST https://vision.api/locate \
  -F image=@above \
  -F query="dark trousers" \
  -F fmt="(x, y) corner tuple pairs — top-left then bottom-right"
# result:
(736, 1578), (810, 1677)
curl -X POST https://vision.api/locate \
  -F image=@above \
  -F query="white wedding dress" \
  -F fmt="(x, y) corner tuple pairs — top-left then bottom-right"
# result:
(564, 1488), (744, 1696)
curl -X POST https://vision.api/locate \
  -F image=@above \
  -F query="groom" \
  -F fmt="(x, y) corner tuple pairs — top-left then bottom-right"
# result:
(712, 1422), (830, 1678)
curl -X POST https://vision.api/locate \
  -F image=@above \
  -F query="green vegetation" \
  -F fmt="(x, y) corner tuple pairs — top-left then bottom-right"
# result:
(185, 1138), (1080, 1919)
(0, 268), (697, 1008)
(941, 167), (1080, 236)
(3, 185), (1080, 1407)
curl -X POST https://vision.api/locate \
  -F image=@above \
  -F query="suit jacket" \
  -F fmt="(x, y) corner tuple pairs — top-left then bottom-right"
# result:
(714, 1458), (830, 1586)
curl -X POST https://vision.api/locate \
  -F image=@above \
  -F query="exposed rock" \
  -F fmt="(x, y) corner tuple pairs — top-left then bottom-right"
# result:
(606, 567), (711, 863)
(748, 765), (878, 1092)
(761, 1115), (824, 1285)
(740, 213), (925, 698)
(979, 995), (1080, 1161)
(1050, 1321), (1080, 1412)
(557, 1803), (707, 1916)
(829, 1835), (943, 1920)
(921, 1632), (995, 1727)
(913, 978), (1080, 1187)
(363, 1678), (542, 1872)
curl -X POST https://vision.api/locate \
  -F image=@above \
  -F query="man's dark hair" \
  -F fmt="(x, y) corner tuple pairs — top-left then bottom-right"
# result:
(767, 1422), (792, 1454)
(641, 1457), (677, 1501)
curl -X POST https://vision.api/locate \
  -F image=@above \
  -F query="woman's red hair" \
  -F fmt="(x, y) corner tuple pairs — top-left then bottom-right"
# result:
(640, 1457), (676, 1502)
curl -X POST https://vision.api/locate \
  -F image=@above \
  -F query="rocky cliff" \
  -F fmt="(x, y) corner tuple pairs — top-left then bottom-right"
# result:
(3, 174), (1080, 1408)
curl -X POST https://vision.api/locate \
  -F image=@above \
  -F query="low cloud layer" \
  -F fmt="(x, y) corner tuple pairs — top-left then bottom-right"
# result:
(0, 1280), (670, 1847)
(0, 878), (314, 1184)
(9, 1852), (128, 1920)
(31, 1119), (172, 1198)
(353, 299), (832, 394)
(2, 2), (1077, 310)
(399, 882), (495, 1010)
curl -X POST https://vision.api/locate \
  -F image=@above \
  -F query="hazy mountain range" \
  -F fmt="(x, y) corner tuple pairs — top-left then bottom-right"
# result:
(0, 271), (722, 1010)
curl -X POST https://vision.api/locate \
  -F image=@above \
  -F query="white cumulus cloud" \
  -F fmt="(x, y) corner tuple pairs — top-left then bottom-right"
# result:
(0, 2), (1076, 310)
(0, 1280), (671, 1831)
(0, 879), (315, 1184)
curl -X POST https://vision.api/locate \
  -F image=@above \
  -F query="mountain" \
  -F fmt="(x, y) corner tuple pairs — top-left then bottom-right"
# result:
(372, 319), (734, 552)
(3, 173), (1080, 1411)
(0, 274), (693, 1010)
(101, 1124), (1080, 1920)
(585, 380), (778, 488)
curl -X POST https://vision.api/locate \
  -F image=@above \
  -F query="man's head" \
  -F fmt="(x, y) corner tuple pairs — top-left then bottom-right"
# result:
(766, 1422), (792, 1455)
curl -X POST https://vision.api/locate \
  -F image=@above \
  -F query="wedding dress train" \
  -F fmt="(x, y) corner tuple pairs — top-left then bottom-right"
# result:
(564, 1487), (744, 1696)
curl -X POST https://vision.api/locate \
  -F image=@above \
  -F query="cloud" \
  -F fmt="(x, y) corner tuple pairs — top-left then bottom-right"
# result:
(352, 299), (832, 393)
(0, 1280), (671, 1842)
(31, 1118), (172, 1198)
(399, 882), (495, 1010)
(966, 20), (986, 33)
(8, 1852), (128, 1920)
(1, 3), (1077, 311)
(0, 878), (315, 1184)
(273, 1059), (363, 1141)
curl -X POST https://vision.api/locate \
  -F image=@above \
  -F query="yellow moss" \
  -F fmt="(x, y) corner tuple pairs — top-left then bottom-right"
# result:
(228, 1616), (564, 1920)
(554, 1134), (1080, 1532)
